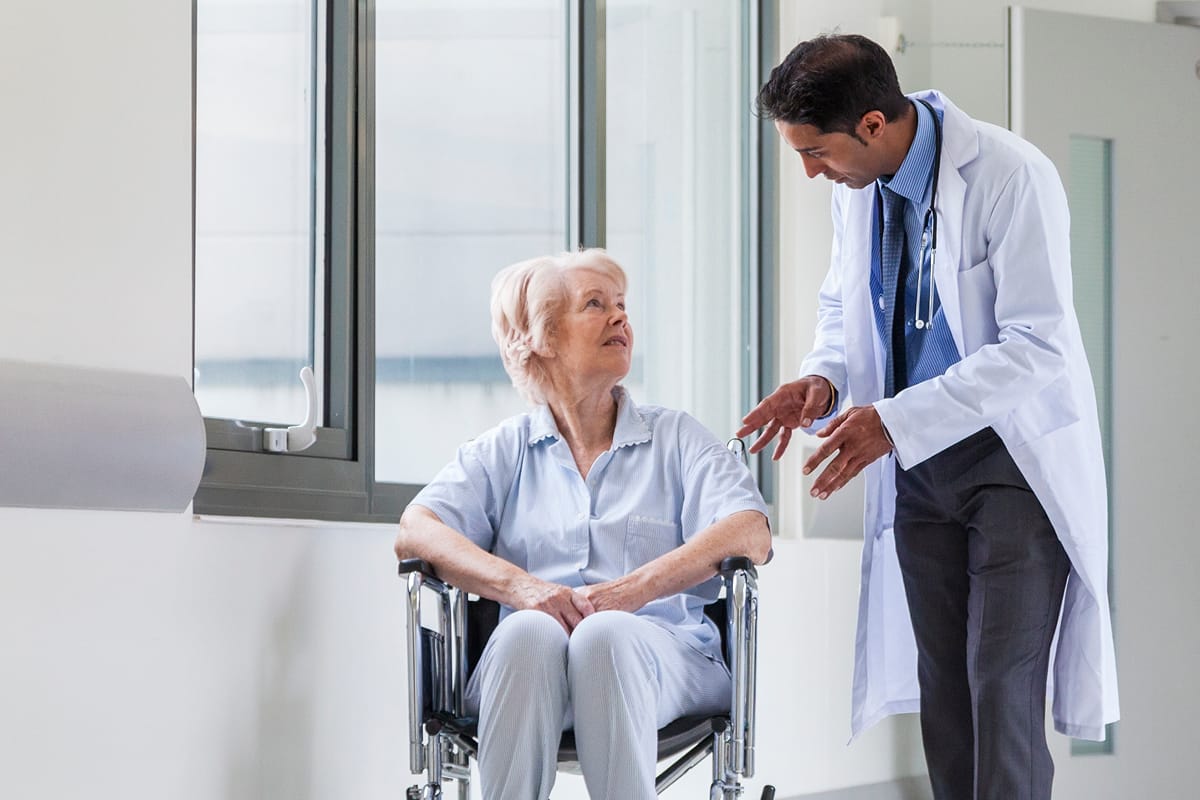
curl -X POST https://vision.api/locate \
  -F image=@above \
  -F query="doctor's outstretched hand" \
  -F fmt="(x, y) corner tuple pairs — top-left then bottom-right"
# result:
(804, 405), (894, 500)
(737, 375), (836, 461)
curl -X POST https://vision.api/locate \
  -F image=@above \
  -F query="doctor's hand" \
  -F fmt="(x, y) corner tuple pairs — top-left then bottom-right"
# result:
(737, 375), (835, 460)
(511, 573), (596, 633)
(804, 405), (894, 500)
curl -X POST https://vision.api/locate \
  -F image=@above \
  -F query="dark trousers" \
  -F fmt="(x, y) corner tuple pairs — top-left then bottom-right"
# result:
(893, 428), (1070, 800)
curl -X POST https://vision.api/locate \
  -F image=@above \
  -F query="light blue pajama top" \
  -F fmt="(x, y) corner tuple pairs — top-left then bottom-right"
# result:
(411, 386), (768, 664)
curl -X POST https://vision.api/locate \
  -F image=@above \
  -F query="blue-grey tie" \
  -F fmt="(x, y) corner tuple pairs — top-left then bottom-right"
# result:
(880, 187), (909, 398)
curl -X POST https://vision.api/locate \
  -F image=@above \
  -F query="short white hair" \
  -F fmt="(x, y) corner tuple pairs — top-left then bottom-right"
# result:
(490, 248), (627, 405)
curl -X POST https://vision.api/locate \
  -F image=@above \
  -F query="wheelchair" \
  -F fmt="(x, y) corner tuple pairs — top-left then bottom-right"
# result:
(399, 553), (774, 800)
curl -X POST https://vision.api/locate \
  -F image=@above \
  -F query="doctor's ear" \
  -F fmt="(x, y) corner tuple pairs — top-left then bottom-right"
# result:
(857, 110), (888, 142)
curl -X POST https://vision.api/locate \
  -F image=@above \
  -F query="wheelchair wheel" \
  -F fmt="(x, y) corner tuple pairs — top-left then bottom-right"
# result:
(760, 786), (776, 800)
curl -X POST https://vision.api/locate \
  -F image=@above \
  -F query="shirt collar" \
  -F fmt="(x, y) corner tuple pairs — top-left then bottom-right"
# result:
(527, 386), (653, 449)
(611, 386), (653, 449)
(879, 99), (937, 206)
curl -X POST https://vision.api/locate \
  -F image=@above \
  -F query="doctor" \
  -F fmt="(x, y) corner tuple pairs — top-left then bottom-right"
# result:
(739, 34), (1118, 800)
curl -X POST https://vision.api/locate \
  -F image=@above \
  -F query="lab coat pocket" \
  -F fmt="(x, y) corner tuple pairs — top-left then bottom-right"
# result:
(1003, 374), (1080, 447)
(956, 258), (999, 353)
(623, 516), (680, 574)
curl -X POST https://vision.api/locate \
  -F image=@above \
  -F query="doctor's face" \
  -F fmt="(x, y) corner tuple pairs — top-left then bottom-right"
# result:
(775, 117), (886, 190)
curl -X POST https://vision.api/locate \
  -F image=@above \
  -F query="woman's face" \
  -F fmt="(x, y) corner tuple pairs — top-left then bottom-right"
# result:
(547, 267), (632, 390)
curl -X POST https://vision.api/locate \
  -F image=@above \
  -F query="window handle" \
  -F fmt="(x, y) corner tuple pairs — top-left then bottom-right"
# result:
(264, 366), (318, 452)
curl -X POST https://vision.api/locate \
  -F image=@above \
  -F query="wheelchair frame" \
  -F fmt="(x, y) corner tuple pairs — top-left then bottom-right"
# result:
(400, 556), (771, 800)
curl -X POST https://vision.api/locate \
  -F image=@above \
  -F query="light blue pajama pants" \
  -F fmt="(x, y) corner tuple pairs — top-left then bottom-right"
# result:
(464, 608), (730, 800)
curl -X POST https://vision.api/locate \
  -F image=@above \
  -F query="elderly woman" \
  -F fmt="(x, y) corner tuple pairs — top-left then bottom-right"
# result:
(394, 249), (771, 800)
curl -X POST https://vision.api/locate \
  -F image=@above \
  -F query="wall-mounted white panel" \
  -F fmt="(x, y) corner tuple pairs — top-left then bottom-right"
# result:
(0, 360), (205, 512)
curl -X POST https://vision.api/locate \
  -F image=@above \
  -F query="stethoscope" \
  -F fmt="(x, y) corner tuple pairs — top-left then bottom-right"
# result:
(915, 98), (942, 331)
(879, 98), (942, 331)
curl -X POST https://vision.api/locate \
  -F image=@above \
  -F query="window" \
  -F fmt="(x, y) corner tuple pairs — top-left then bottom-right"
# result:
(194, 0), (775, 521)
(195, 0), (326, 428)
(373, 1), (567, 485)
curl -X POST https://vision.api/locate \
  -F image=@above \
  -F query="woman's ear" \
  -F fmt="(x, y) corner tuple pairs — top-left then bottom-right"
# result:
(531, 336), (554, 359)
(534, 325), (557, 359)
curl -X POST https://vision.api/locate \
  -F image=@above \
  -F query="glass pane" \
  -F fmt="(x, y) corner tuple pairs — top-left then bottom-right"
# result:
(374, 0), (567, 484)
(606, 0), (744, 439)
(1067, 135), (1115, 755)
(195, 0), (321, 425)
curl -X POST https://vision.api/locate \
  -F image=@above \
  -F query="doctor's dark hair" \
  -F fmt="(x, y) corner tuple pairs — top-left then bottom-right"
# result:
(756, 34), (909, 138)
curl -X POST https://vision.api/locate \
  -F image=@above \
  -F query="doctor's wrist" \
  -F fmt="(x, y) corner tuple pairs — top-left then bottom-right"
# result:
(817, 376), (838, 418)
(877, 415), (895, 451)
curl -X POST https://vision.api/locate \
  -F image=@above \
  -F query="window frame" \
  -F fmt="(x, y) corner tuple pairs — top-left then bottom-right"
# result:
(194, 0), (375, 520)
(193, 0), (777, 523)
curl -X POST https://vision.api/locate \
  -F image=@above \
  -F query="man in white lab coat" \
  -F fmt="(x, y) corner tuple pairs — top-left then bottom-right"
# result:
(739, 34), (1118, 800)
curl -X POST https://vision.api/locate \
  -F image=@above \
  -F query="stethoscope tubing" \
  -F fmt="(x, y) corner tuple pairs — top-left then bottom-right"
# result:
(913, 98), (941, 330)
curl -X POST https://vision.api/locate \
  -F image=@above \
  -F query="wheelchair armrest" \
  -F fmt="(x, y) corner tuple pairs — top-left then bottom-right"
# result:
(398, 558), (457, 597)
(718, 556), (758, 580)
(398, 557), (439, 580)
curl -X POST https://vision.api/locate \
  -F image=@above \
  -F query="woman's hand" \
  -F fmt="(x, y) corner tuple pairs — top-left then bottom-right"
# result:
(574, 575), (647, 615)
(511, 574), (597, 633)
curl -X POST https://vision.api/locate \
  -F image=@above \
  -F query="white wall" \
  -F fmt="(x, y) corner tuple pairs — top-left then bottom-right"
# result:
(924, 0), (1158, 125)
(0, 3), (406, 799)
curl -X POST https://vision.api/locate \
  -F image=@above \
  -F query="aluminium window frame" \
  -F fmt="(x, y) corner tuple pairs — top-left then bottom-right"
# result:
(192, 0), (776, 524)
(194, 0), (377, 521)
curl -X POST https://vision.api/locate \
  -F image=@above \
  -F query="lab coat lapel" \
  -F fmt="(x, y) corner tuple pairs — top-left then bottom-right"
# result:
(935, 158), (966, 355)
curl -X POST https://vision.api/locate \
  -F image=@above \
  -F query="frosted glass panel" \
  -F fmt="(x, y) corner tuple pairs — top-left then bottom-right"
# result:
(373, 1), (566, 483)
(606, 0), (744, 439)
(1069, 136), (1112, 449)
(1067, 135), (1115, 755)
(194, 0), (321, 425)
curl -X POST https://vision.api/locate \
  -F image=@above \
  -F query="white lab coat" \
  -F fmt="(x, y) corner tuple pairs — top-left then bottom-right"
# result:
(797, 91), (1119, 741)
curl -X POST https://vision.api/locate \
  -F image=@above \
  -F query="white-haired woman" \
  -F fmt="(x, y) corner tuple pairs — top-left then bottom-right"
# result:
(394, 249), (771, 800)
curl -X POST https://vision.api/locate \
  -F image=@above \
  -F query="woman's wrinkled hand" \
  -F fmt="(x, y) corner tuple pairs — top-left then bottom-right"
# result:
(511, 574), (596, 633)
(574, 576), (646, 615)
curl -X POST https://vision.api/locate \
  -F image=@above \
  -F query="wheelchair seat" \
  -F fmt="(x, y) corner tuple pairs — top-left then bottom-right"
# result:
(400, 557), (774, 799)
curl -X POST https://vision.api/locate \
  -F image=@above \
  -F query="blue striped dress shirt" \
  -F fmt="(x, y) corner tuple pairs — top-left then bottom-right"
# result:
(869, 100), (961, 388)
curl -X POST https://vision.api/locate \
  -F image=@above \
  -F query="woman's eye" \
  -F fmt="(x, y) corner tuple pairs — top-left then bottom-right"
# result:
(586, 298), (602, 308)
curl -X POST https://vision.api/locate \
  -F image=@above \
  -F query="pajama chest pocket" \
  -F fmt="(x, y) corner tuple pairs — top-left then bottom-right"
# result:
(623, 516), (680, 573)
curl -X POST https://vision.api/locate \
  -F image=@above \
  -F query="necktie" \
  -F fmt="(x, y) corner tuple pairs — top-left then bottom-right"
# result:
(880, 187), (909, 398)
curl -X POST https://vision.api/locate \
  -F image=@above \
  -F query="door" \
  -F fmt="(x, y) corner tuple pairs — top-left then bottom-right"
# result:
(1009, 8), (1200, 799)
